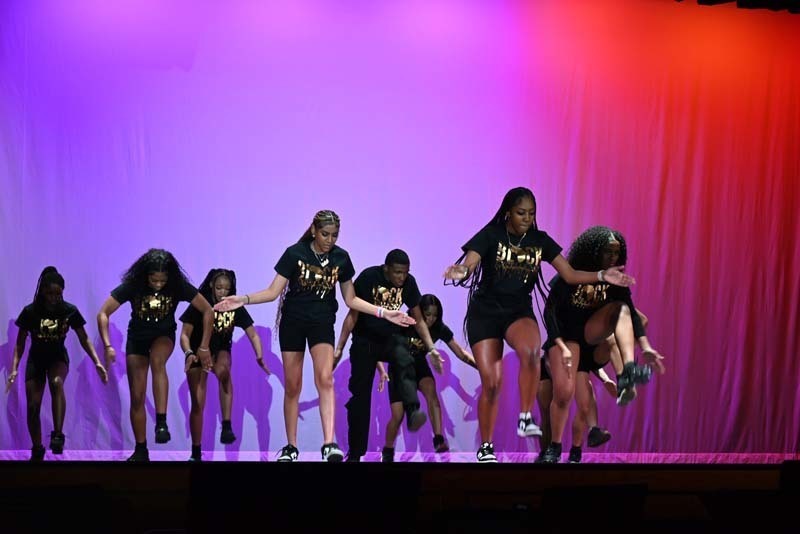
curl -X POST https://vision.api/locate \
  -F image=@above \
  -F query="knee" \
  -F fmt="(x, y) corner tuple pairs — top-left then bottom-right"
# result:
(483, 381), (502, 402)
(26, 400), (41, 415)
(49, 376), (65, 392)
(216, 365), (231, 383)
(284, 378), (302, 399)
(315, 370), (333, 392)
(130, 391), (146, 408)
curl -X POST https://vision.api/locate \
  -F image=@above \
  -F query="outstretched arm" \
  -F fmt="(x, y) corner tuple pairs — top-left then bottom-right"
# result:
(339, 280), (415, 327)
(97, 296), (122, 366)
(244, 325), (269, 375)
(190, 293), (215, 371)
(214, 274), (290, 312)
(445, 338), (477, 369)
(443, 251), (481, 281)
(5, 329), (27, 393)
(409, 305), (443, 374)
(333, 308), (358, 371)
(75, 326), (108, 384)
(550, 254), (635, 287)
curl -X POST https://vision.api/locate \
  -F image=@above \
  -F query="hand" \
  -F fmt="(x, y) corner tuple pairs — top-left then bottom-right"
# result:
(95, 363), (109, 384)
(377, 369), (389, 392)
(642, 348), (666, 374)
(197, 347), (213, 372)
(561, 346), (573, 375)
(333, 348), (343, 371)
(602, 379), (618, 398)
(443, 264), (469, 280)
(104, 345), (116, 366)
(256, 356), (271, 375)
(602, 266), (636, 287)
(428, 349), (444, 374)
(5, 370), (18, 394)
(214, 295), (245, 312)
(383, 309), (417, 327)
(184, 353), (198, 373)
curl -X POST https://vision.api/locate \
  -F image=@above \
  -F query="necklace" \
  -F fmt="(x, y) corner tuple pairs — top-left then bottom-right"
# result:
(506, 229), (527, 248)
(310, 243), (330, 268)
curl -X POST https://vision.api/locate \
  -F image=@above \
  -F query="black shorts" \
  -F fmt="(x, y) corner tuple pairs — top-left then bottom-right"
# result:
(543, 337), (606, 374)
(466, 303), (537, 346)
(25, 352), (69, 383)
(126, 333), (176, 357)
(387, 353), (434, 403)
(279, 318), (334, 352)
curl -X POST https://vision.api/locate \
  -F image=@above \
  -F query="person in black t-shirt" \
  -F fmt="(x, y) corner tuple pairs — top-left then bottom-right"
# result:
(214, 211), (414, 463)
(372, 293), (477, 462)
(97, 248), (214, 462)
(334, 249), (444, 462)
(538, 226), (665, 463)
(443, 187), (635, 463)
(179, 268), (268, 462)
(6, 267), (108, 461)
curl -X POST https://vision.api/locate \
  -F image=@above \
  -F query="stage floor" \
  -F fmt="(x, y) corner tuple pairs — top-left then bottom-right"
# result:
(1, 458), (799, 533)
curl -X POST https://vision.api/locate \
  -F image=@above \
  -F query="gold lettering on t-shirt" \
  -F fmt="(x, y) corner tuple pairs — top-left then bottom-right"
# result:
(571, 283), (610, 309)
(37, 318), (69, 341)
(135, 293), (174, 322)
(214, 310), (236, 335)
(373, 285), (403, 311)
(495, 242), (543, 284)
(297, 261), (339, 299)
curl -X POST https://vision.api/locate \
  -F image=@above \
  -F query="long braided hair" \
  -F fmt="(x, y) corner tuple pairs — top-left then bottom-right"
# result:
(32, 266), (67, 316)
(275, 210), (341, 333)
(446, 187), (549, 336)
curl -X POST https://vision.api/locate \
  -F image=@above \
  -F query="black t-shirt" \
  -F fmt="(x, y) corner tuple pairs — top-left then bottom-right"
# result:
(406, 322), (455, 359)
(351, 265), (422, 341)
(274, 242), (356, 323)
(111, 280), (198, 340)
(543, 275), (646, 344)
(179, 304), (254, 353)
(15, 302), (86, 360)
(463, 224), (562, 311)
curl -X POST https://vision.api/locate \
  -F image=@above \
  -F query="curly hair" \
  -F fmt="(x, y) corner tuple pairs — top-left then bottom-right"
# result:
(120, 248), (193, 299)
(566, 226), (627, 271)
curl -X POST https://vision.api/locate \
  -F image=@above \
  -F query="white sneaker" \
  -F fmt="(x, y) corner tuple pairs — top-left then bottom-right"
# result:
(277, 444), (299, 462)
(477, 442), (498, 463)
(517, 415), (543, 437)
(321, 442), (344, 462)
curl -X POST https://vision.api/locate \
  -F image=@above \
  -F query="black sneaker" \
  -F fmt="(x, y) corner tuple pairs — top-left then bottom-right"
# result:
(188, 455), (202, 463)
(276, 444), (299, 462)
(587, 426), (612, 448)
(568, 446), (582, 463)
(433, 434), (449, 453)
(381, 447), (395, 463)
(345, 453), (361, 463)
(540, 443), (561, 464)
(154, 423), (171, 444)
(126, 447), (150, 462)
(617, 385), (637, 406)
(220, 427), (237, 445)
(476, 442), (497, 463)
(406, 408), (427, 432)
(321, 442), (344, 462)
(30, 445), (46, 462)
(49, 431), (65, 454)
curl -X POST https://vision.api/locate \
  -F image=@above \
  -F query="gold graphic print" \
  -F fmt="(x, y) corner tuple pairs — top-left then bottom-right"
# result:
(37, 318), (70, 342)
(135, 293), (174, 322)
(297, 261), (339, 299)
(408, 336), (426, 354)
(495, 242), (543, 284)
(570, 283), (610, 309)
(372, 285), (403, 311)
(214, 310), (236, 336)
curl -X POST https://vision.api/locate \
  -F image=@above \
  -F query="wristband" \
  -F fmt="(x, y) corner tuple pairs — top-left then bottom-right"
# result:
(597, 270), (605, 282)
